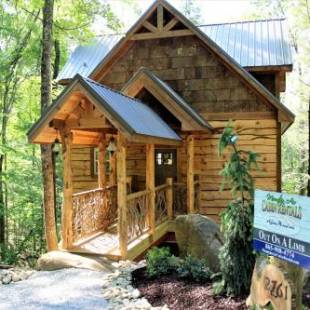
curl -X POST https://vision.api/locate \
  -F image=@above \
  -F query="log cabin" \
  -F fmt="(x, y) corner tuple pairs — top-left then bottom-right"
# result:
(28, 0), (295, 260)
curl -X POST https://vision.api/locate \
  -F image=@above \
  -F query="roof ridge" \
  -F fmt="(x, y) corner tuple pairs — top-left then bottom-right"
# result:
(198, 17), (286, 27)
(82, 76), (145, 105)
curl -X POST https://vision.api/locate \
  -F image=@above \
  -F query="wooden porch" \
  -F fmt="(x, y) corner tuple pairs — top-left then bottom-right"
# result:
(61, 133), (200, 261)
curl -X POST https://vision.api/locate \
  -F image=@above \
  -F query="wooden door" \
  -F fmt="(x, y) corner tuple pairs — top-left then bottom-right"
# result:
(155, 149), (177, 186)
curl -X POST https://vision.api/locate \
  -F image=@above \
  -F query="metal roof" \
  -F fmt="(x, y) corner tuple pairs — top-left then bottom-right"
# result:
(57, 35), (122, 82)
(124, 68), (213, 130)
(199, 18), (292, 67)
(81, 77), (181, 141)
(56, 19), (292, 82)
(28, 74), (181, 142)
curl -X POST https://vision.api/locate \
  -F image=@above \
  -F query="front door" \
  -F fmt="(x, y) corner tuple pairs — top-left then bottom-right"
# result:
(155, 149), (177, 186)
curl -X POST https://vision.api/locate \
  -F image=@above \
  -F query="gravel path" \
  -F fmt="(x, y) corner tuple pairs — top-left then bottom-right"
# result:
(0, 268), (108, 310)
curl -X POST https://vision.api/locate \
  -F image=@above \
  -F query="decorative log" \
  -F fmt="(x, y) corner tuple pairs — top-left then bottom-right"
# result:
(117, 133), (127, 258)
(166, 178), (173, 220)
(61, 129), (73, 249)
(98, 134), (106, 189)
(187, 135), (195, 213)
(146, 144), (155, 235)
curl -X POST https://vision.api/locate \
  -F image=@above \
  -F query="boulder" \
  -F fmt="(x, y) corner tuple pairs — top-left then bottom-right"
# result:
(37, 251), (114, 272)
(174, 214), (223, 272)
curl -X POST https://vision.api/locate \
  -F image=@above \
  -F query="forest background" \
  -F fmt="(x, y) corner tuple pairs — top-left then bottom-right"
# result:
(0, 0), (309, 265)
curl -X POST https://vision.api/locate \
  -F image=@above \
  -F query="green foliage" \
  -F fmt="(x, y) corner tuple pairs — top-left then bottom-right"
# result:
(146, 247), (176, 277)
(218, 123), (259, 199)
(146, 247), (211, 283)
(216, 123), (257, 296)
(0, 0), (126, 265)
(177, 255), (211, 282)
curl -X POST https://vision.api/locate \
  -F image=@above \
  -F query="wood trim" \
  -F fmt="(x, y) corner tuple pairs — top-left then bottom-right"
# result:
(143, 20), (158, 33)
(117, 133), (127, 258)
(202, 111), (276, 121)
(130, 29), (193, 40)
(163, 17), (178, 31)
(245, 65), (293, 73)
(129, 133), (181, 146)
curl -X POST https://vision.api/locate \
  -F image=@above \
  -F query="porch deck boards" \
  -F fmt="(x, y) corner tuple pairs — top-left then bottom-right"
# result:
(70, 231), (119, 256)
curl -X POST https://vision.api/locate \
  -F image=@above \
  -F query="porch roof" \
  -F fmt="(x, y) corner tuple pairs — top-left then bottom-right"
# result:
(28, 74), (181, 144)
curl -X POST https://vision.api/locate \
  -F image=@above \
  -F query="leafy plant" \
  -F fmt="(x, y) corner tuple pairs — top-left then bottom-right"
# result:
(177, 255), (211, 282)
(146, 247), (176, 277)
(215, 122), (257, 296)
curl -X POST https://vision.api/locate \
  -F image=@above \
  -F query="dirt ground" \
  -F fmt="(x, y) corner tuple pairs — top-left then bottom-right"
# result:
(132, 267), (247, 310)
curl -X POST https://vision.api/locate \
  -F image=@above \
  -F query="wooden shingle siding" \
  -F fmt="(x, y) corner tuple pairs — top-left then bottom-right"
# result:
(99, 36), (275, 115)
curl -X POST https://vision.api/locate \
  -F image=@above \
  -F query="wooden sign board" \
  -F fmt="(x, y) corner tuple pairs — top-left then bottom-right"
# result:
(254, 190), (310, 269)
(247, 259), (293, 310)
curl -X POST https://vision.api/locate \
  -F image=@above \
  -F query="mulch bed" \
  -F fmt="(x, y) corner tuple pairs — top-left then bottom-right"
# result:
(132, 267), (247, 310)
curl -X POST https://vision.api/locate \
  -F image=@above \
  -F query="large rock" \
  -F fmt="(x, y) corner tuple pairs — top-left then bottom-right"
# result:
(37, 251), (114, 272)
(174, 214), (223, 272)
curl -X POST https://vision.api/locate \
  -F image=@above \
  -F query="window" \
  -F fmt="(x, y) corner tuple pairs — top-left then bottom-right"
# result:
(92, 148), (110, 176)
(156, 151), (174, 166)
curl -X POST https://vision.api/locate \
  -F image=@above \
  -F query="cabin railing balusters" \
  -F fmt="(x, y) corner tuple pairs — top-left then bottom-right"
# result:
(72, 186), (117, 243)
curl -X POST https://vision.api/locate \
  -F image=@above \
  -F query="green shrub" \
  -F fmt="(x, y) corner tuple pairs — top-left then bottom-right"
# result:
(177, 255), (211, 282)
(146, 247), (176, 277)
(215, 123), (257, 296)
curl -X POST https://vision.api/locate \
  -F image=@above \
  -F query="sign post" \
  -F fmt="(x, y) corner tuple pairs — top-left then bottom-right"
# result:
(247, 190), (308, 309)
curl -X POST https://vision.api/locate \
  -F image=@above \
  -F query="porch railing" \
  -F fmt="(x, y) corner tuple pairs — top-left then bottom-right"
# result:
(155, 184), (169, 225)
(72, 186), (117, 243)
(127, 189), (150, 242)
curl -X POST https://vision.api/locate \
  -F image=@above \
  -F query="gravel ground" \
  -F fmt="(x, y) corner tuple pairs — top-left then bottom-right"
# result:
(0, 268), (108, 310)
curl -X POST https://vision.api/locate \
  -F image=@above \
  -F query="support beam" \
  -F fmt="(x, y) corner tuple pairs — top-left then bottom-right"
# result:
(187, 135), (195, 214)
(98, 134), (106, 189)
(166, 177), (173, 220)
(61, 129), (73, 249)
(109, 152), (117, 186)
(146, 144), (155, 235)
(157, 5), (164, 31)
(117, 133), (127, 258)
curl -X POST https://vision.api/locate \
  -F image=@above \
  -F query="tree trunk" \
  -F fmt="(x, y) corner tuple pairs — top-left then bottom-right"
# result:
(40, 0), (58, 251)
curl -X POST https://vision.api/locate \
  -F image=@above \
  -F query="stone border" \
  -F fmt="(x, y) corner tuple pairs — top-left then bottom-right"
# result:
(102, 260), (168, 310)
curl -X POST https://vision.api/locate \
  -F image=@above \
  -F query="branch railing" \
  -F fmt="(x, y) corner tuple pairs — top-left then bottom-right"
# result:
(127, 189), (150, 242)
(72, 186), (117, 243)
(155, 184), (169, 225)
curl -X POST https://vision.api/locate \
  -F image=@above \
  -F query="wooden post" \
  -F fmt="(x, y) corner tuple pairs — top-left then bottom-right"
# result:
(166, 177), (173, 220)
(117, 133), (127, 258)
(61, 129), (73, 249)
(109, 152), (116, 186)
(98, 134), (106, 189)
(187, 135), (195, 214)
(146, 144), (155, 235)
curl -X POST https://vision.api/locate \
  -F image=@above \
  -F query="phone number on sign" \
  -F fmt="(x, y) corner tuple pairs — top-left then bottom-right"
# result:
(264, 243), (295, 259)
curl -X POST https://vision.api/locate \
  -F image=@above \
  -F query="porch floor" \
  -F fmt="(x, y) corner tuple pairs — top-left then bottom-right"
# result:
(68, 220), (173, 261)
(70, 231), (119, 257)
